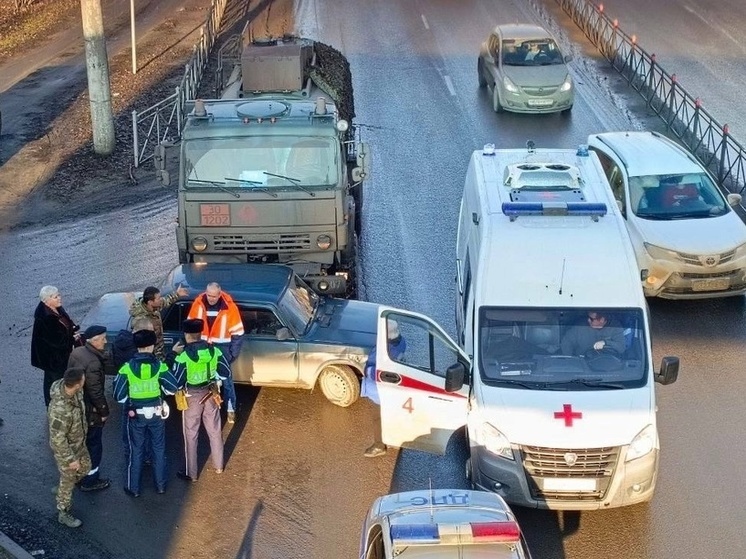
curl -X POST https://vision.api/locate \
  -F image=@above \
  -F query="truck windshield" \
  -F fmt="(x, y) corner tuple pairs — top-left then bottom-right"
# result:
(277, 274), (319, 335)
(478, 307), (648, 390)
(183, 136), (339, 189)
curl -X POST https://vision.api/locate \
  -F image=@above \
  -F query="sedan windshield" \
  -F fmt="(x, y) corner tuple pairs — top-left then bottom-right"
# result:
(478, 307), (648, 390)
(277, 275), (319, 335)
(183, 135), (339, 189)
(630, 172), (728, 219)
(501, 39), (565, 66)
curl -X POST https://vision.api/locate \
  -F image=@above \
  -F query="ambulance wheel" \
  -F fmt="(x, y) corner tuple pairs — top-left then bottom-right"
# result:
(465, 457), (472, 480)
(318, 364), (360, 407)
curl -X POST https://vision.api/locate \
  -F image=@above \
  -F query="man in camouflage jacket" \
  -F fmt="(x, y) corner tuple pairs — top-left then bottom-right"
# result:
(129, 284), (188, 360)
(48, 368), (90, 528)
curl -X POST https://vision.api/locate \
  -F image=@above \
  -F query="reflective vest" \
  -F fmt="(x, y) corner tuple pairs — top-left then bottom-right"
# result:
(176, 347), (218, 386)
(187, 292), (245, 344)
(120, 360), (168, 401)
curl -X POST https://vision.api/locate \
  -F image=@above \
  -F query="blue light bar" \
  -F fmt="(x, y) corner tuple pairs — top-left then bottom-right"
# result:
(502, 201), (607, 220)
(390, 524), (439, 543)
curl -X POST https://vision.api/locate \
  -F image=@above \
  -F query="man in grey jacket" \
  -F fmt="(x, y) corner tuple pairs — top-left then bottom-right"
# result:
(560, 311), (626, 356)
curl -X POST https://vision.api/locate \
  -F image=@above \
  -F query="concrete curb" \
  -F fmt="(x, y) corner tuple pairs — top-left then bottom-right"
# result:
(0, 530), (35, 559)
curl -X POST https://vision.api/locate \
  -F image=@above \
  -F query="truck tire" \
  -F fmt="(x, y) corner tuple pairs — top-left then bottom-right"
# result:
(353, 187), (363, 237)
(318, 364), (360, 407)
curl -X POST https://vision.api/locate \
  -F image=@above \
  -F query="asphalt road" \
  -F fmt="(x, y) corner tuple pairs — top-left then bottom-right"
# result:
(1, 0), (746, 558)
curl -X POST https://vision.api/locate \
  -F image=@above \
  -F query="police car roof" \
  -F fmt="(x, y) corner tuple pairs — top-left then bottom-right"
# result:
(162, 263), (294, 304)
(470, 148), (643, 308)
(373, 490), (512, 518)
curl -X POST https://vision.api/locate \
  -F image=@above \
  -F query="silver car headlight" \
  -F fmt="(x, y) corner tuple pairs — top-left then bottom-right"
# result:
(503, 76), (520, 93)
(643, 242), (679, 262)
(626, 424), (657, 462)
(734, 242), (746, 258)
(560, 75), (573, 92)
(481, 423), (513, 460)
(316, 234), (333, 250)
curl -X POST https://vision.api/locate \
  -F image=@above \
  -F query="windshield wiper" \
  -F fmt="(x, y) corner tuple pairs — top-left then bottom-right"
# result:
(263, 172), (316, 197)
(188, 178), (240, 198)
(554, 379), (626, 389)
(488, 378), (544, 389)
(224, 177), (278, 197)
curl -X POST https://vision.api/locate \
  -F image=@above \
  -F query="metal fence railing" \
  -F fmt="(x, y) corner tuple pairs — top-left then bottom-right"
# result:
(131, 0), (228, 168)
(556, 0), (746, 197)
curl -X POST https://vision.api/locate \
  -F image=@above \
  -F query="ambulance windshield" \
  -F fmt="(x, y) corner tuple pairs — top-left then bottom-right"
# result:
(478, 307), (648, 389)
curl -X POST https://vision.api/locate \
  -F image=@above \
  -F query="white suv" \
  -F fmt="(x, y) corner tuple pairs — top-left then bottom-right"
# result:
(588, 131), (746, 299)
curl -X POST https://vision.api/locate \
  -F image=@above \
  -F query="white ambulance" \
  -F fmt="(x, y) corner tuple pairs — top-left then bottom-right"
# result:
(374, 143), (679, 510)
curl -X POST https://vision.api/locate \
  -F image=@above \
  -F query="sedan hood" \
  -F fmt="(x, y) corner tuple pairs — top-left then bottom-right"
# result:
(81, 292), (140, 333)
(476, 385), (653, 448)
(634, 212), (746, 254)
(305, 298), (380, 348)
(503, 64), (569, 87)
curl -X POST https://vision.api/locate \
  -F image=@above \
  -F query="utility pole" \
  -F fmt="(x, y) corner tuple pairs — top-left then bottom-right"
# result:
(80, 0), (115, 155)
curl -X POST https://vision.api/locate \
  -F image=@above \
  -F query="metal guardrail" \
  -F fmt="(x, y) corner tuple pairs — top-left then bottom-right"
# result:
(556, 0), (746, 196)
(131, 0), (227, 168)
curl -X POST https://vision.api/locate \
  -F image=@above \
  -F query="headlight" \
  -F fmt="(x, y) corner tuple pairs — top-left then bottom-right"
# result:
(734, 242), (746, 258)
(560, 75), (573, 92)
(503, 76), (519, 93)
(643, 242), (679, 262)
(481, 423), (513, 460)
(336, 119), (349, 132)
(316, 234), (333, 250)
(191, 236), (208, 252)
(626, 424), (657, 461)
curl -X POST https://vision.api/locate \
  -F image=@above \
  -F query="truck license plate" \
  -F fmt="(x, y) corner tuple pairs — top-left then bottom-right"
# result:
(200, 204), (231, 226)
(542, 478), (596, 491)
(691, 278), (729, 292)
(528, 98), (554, 106)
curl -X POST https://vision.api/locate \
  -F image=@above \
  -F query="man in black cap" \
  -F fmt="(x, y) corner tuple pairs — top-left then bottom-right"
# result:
(173, 319), (232, 481)
(66, 324), (111, 492)
(114, 329), (179, 497)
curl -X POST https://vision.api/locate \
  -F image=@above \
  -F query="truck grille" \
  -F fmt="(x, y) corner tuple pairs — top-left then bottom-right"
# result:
(520, 445), (619, 501)
(213, 234), (311, 253)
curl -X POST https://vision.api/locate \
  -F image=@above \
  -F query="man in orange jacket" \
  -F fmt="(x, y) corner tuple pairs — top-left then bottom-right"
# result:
(187, 282), (245, 424)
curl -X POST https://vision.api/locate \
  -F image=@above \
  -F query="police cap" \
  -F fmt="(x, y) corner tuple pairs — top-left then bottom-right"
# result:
(133, 329), (157, 348)
(182, 319), (204, 334)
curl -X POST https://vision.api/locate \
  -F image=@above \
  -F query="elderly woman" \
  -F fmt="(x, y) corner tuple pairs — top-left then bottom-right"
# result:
(31, 286), (80, 406)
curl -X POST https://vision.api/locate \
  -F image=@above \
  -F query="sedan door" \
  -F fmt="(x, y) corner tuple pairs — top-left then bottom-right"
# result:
(375, 307), (470, 455)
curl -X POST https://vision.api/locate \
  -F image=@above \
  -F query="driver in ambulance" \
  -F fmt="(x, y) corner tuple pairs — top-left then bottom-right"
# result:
(560, 311), (626, 356)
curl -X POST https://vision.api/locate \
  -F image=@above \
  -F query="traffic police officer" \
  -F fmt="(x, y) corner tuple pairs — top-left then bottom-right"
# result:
(173, 319), (231, 481)
(113, 329), (179, 497)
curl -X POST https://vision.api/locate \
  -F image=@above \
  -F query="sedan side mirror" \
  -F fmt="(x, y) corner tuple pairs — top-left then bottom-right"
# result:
(445, 362), (466, 393)
(276, 327), (291, 341)
(727, 193), (742, 207)
(564, 54), (573, 63)
(655, 356), (679, 385)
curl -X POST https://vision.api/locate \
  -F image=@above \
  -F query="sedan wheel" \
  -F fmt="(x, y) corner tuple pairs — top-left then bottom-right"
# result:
(477, 59), (487, 88)
(318, 364), (360, 407)
(492, 85), (504, 113)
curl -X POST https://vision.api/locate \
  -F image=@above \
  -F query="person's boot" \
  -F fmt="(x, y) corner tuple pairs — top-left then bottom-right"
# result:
(227, 411), (236, 424)
(364, 442), (387, 458)
(79, 478), (111, 492)
(58, 509), (82, 528)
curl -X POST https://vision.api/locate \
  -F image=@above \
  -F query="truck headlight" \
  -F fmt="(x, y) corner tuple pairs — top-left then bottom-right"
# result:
(191, 236), (208, 252)
(626, 424), (656, 462)
(503, 76), (519, 93)
(643, 242), (679, 262)
(560, 75), (573, 92)
(336, 119), (349, 132)
(481, 423), (513, 460)
(316, 234), (332, 250)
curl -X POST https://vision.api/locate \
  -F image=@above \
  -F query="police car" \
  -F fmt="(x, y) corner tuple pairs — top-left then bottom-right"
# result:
(360, 489), (532, 558)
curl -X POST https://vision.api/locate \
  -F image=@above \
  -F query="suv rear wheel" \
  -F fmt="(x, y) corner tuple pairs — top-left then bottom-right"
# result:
(318, 364), (360, 407)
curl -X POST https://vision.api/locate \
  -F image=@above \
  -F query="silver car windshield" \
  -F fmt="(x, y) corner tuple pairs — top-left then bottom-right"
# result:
(183, 136), (339, 188)
(277, 275), (318, 334)
(478, 307), (648, 390)
(630, 173), (728, 219)
(501, 39), (565, 66)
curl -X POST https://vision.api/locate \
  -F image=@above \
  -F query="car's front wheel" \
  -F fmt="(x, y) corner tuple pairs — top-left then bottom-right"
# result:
(492, 85), (504, 113)
(318, 364), (360, 407)
(477, 59), (487, 88)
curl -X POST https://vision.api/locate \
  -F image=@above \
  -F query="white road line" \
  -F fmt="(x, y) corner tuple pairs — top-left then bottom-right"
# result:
(444, 75), (456, 96)
(684, 4), (745, 53)
(421, 14), (430, 30)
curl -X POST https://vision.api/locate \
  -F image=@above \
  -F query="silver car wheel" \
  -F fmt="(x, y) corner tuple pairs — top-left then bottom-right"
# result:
(318, 364), (360, 407)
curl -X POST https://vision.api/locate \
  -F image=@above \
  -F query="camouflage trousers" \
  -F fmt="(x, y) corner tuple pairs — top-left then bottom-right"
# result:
(55, 450), (91, 511)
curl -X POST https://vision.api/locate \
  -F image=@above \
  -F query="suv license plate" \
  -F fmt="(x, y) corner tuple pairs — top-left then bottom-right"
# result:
(528, 99), (554, 106)
(691, 278), (730, 292)
(543, 478), (596, 491)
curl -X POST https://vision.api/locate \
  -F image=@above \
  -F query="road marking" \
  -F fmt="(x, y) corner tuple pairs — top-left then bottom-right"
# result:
(683, 4), (745, 53)
(444, 75), (456, 96)
(421, 14), (430, 30)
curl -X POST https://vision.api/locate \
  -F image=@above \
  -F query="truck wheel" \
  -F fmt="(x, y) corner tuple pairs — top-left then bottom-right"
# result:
(318, 364), (360, 407)
(353, 188), (363, 237)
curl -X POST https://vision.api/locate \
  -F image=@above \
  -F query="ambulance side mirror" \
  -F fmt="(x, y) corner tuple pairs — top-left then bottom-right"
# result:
(445, 362), (466, 393)
(655, 356), (679, 385)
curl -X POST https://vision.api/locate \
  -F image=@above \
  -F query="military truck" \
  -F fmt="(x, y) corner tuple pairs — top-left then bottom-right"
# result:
(155, 32), (369, 297)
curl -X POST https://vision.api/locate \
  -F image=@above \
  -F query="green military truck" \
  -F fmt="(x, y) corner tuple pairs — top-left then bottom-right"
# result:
(155, 33), (369, 297)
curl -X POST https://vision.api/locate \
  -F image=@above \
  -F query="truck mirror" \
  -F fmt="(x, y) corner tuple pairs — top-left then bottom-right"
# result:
(276, 327), (291, 341)
(655, 356), (679, 385)
(351, 167), (366, 183)
(156, 170), (171, 186)
(355, 142), (371, 181)
(445, 362), (466, 393)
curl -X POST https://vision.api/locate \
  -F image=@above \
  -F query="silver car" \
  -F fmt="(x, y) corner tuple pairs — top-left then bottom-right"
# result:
(478, 24), (574, 114)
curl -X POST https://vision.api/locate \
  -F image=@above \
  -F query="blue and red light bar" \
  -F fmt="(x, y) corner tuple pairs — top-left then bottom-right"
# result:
(390, 521), (521, 546)
(502, 201), (607, 219)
